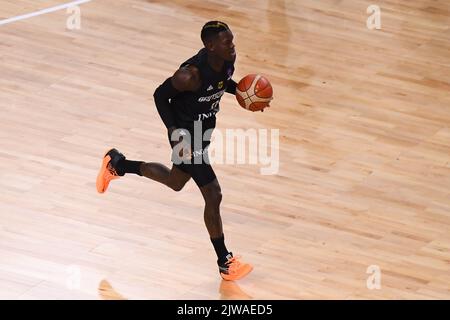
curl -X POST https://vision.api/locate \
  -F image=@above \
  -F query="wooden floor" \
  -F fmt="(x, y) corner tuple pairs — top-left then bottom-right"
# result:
(1, 0), (449, 299)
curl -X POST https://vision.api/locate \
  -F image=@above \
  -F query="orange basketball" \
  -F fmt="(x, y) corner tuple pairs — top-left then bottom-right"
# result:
(236, 74), (273, 112)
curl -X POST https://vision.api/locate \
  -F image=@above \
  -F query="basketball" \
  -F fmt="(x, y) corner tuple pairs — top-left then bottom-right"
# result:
(236, 74), (273, 112)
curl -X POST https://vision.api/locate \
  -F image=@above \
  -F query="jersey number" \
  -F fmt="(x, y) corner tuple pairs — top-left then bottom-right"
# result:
(210, 100), (219, 110)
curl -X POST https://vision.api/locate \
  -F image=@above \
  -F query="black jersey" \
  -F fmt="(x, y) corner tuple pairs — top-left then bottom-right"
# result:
(170, 48), (235, 131)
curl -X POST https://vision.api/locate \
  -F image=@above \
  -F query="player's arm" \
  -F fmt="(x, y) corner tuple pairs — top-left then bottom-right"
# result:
(225, 79), (237, 95)
(153, 66), (200, 137)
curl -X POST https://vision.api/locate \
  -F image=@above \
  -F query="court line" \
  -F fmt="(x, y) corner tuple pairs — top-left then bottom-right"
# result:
(0, 0), (92, 26)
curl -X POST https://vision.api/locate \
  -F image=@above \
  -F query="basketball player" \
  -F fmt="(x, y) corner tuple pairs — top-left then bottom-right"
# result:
(96, 21), (260, 281)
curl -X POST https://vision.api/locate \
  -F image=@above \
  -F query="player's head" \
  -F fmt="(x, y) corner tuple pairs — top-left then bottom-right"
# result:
(201, 21), (235, 62)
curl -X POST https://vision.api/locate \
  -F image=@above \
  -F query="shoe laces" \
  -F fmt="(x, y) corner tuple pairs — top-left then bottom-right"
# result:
(225, 255), (242, 274)
(106, 163), (119, 176)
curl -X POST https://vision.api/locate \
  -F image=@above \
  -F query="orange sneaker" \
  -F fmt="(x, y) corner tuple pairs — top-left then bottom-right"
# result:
(96, 148), (125, 193)
(219, 253), (253, 281)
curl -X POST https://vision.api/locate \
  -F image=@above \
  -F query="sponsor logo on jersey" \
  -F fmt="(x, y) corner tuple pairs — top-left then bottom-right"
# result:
(198, 89), (225, 102)
(197, 106), (220, 121)
(207, 85), (214, 91)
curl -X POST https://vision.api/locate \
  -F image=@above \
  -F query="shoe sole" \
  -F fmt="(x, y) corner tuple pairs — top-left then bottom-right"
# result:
(220, 264), (253, 281)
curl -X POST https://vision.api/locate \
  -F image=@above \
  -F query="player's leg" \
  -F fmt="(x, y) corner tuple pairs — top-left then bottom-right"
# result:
(140, 163), (191, 191)
(96, 148), (190, 193)
(192, 163), (253, 281)
(200, 178), (224, 239)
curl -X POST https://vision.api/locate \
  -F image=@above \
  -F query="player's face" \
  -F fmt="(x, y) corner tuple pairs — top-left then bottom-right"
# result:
(214, 30), (236, 62)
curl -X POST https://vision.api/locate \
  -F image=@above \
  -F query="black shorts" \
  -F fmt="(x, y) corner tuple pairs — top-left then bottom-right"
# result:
(174, 160), (216, 188)
(169, 129), (216, 188)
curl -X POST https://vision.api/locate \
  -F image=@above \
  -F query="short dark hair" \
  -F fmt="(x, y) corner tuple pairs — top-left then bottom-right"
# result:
(201, 21), (230, 45)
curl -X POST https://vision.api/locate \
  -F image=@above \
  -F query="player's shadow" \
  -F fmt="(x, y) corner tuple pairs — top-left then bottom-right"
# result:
(219, 280), (253, 300)
(98, 279), (127, 300)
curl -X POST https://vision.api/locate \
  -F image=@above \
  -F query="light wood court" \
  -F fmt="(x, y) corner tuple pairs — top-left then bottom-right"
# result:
(0, 0), (449, 299)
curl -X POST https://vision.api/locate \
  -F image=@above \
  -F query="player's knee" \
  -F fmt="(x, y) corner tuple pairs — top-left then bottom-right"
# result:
(205, 186), (222, 206)
(170, 181), (186, 192)
(211, 190), (222, 206)
(167, 173), (189, 192)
